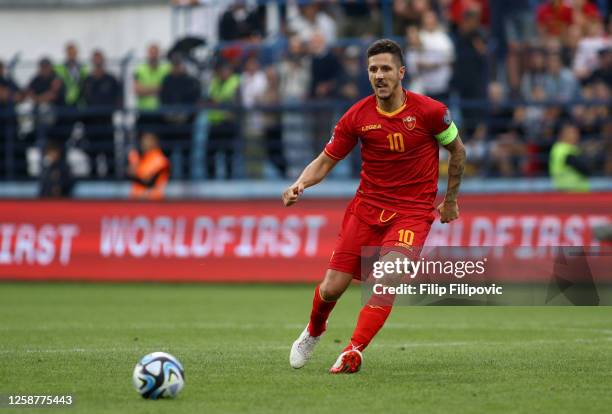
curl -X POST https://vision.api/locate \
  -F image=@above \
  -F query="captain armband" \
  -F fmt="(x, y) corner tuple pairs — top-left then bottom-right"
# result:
(435, 122), (458, 146)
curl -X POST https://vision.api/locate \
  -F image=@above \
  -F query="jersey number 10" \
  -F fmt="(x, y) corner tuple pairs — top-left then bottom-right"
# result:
(387, 132), (405, 152)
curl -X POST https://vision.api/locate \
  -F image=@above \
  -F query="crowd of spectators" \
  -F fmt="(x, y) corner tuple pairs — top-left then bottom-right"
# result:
(0, 0), (610, 191)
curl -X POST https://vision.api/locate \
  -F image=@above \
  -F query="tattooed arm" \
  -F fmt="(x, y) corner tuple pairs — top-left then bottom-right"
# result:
(438, 136), (466, 223)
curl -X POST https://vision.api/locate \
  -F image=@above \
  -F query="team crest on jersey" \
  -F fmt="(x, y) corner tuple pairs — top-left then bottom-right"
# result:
(403, 115), (417, 130)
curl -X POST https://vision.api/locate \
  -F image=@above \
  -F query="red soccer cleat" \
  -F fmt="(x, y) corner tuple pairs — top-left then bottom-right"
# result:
(329, 349), (363, 374)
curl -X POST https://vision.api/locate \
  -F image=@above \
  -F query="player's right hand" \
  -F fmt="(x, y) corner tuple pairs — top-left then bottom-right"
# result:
(282, 182), (304, 207)
(437, 199), (459, 223)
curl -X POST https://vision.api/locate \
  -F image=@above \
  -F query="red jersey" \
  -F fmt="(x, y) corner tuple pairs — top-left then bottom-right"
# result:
(536, 3), (573, 36)
(324, 90), (457, 215)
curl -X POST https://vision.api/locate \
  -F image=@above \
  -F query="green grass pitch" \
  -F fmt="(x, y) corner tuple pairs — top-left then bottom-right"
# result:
(1, 282), (611, 413)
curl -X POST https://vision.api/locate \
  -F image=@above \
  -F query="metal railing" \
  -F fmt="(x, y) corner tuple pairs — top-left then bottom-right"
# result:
(1, 98), (610, 181)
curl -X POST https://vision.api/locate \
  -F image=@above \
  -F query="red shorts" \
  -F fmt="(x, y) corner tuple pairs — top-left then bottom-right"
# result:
(329, 197), (434, 279)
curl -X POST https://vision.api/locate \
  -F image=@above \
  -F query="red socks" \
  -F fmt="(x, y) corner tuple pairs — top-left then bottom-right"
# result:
(308, 285), (337, 337)
(343, 293), (395, 352)
(306, 284), (395, 350)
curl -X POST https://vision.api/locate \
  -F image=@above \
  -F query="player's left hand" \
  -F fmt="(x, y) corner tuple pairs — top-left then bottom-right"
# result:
(437, 199), (459, 223)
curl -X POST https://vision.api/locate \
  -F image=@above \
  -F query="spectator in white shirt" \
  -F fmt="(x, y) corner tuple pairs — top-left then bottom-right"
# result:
(573, 21), (612, 81)
(240, 55), (268, 162)
(415, 10), (454, 102)
(240, 55), (267, 109)
(287, 1), (337, 44)
(405, 25), (425, 94)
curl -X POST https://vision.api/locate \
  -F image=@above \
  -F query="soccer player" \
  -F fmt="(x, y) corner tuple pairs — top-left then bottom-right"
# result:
(282, 39), (466, 373)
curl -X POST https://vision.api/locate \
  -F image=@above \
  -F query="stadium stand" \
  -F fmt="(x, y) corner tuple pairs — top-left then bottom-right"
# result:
(0, 0), (610, 197)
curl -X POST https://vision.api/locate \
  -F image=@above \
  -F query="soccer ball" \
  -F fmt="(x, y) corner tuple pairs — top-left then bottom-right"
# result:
(132, 352), (185, 399)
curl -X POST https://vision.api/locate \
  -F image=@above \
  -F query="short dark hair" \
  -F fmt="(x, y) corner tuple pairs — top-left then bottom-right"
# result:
(39, 57), (52, 68)
(367, 39), (404, 67)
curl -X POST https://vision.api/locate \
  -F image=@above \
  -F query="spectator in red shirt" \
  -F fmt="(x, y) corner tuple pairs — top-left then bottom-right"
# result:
(448, 0), (490, 29)
(571, 0), (602, 36)
(536, 0), (573, 38)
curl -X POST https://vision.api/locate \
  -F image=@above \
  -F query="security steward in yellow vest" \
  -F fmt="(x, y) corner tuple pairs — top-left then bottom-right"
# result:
(54, 42), (87, 107)
(54, 43), (87, 138)
(206, 61), (240, 179)
(549, 123), (590, 192)
(133, 44), (171, 131)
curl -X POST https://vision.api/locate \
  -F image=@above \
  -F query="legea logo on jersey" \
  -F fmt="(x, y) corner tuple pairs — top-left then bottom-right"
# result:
(402, 116), (417, 130)
(361, 124), (382, 132)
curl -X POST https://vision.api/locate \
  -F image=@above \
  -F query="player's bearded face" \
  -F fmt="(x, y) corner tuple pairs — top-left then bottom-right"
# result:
(368, 53), (405, 100)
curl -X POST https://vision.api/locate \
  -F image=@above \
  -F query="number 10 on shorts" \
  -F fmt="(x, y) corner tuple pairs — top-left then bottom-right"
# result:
(398, 229), (414, 245)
